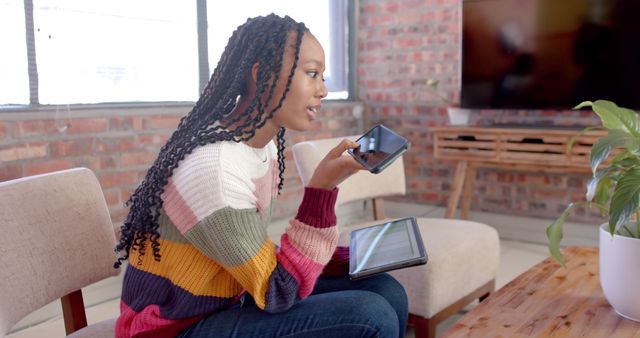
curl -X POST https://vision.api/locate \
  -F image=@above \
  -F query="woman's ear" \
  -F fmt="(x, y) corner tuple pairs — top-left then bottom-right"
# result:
(251, 62), (260, 84)
(242, 62), (260, 96)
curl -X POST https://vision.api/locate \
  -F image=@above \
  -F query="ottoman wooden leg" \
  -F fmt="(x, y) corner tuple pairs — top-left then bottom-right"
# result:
(407, 279), (496, 338)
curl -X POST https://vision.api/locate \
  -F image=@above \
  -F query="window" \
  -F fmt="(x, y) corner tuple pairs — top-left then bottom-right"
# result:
(0, 1), (29, 105)
(206, 0), (348, 99)
(33, 0), (198, 104)
(1, 1), (349, 107)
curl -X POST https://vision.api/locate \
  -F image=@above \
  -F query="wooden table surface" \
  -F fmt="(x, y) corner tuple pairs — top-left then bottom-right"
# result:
(441, 247), (640, 337)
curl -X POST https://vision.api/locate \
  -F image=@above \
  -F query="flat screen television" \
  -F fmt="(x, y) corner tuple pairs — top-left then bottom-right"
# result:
(461, 0), (640, 110)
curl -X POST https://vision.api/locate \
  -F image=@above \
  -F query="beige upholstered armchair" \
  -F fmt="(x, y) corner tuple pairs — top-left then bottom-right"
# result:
(292, 136), (500, 338)
(0, 168), (119, 337)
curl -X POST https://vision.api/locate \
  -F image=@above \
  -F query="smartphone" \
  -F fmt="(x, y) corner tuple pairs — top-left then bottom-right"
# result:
(348, 124), (410, 174)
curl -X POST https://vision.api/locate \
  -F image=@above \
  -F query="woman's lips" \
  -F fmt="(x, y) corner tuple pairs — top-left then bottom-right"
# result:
(306, 107), (318, 120)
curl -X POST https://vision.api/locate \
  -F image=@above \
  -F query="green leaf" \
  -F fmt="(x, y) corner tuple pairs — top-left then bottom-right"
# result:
(590, 129), (637, 175)
(586, 168), (611, 202)
(573, 101), (594, 110)
(547, 201), (608, 265)
(593, 176), (614, 210)
(608, 167), (640, 234)
(566, 126), (603, 154)
(591, 100), (640, 136)
(610, 151), (637, 165)
(546, 204), (573, 266)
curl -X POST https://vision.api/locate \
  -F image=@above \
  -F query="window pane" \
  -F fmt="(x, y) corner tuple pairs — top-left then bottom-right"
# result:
(206, 1), (336, 90)
(0, 1), (29, 105)
(34, 0), (198, 104)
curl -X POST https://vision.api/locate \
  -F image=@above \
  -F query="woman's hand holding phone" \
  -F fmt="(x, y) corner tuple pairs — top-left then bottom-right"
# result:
(307, 139), (366, 190)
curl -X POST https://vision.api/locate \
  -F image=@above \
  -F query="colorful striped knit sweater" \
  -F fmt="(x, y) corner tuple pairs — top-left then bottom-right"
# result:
(116, 140), (345, 338)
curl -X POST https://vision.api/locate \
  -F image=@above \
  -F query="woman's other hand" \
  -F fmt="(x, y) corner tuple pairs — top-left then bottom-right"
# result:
(307, 139), (365, 190)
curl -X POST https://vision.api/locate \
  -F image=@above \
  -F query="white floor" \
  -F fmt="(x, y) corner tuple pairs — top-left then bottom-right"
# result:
(7, 201), (589, 338)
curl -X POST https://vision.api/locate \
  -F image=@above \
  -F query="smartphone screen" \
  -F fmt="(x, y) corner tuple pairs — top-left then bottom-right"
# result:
(348, 124), (409, 173)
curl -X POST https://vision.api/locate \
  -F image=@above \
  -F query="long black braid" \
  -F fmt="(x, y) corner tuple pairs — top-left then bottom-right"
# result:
(114, 14), (307, 268)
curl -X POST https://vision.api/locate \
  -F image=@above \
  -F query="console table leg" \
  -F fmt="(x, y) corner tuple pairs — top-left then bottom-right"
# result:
(460, 164), (477, 219)
(445, 161), (467, 218)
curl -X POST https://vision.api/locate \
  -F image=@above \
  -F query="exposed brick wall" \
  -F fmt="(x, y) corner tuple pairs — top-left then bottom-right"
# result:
(357, 0), (603, 223)
(1, 0), (608, 228)
(0, 102), (363, 225)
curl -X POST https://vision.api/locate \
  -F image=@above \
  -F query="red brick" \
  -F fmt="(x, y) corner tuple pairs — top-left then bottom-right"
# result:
(103, 189), (121, 207)
(364, 40), (392, 52)
(532, 189), (570, 200)
(361, 3), (381, 14)
(96, 137), (136, 153)
(136, 134), (169, 147)
(383, 2), (400, 12)
(109, 117), (133, 131)
(400, 0), (422, 11)
(0, 164), (23, 182)
(571, 192), (587, 201)
(497, 172), (515, 183)
(49, 138), (95, 157)
(24, 159), (75, 176)
(110, 207), (130, 225)
(420, 192), (442, 203)
(108, 116), (145, 131)
(16, 120), (57, 137)
(0, 143), (47, 162)
(120, 188), (135, 204)
(132, 117), (145, 130)
(394, 13), (422, 25)
(120, 151), (157, 167)
(67, 118), (108, 134)
(0, 122), (7, 139)
(146, 115), (181, 130)
(86, 156), (117, 171)
(369, 14), (393, 26)
(98, 171), (141, 189)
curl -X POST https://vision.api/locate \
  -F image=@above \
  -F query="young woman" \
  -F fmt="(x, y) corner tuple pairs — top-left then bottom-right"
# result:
(114, 14), (408, 338)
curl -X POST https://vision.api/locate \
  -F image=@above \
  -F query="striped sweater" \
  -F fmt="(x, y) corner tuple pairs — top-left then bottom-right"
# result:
(116, 140), (342, 338)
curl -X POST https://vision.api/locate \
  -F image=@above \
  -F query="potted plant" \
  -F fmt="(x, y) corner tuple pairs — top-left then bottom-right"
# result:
(426, 79), (470, 125)
(546, 99), (640, 322)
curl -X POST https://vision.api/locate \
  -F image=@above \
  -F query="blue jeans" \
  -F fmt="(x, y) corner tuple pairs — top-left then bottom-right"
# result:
(178, 273), (408, 338)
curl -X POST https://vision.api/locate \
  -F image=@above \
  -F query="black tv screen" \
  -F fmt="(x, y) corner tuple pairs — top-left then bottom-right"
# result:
(461, 0), (640, 110)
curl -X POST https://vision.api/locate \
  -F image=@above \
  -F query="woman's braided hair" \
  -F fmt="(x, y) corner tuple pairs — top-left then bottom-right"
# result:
(114, 14), (307, 268)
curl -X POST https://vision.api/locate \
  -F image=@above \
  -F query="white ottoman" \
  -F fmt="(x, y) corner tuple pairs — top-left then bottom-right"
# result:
(340, 218), (500, 338)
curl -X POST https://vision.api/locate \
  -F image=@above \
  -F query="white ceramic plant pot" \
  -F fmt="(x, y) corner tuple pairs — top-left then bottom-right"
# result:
(447, 107), (471, 125)
(599, 223), (640, 322)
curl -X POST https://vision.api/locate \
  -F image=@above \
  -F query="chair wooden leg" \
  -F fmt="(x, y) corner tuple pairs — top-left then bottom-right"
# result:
(61, 289), (88, 335)
(409, 314), (437, 338)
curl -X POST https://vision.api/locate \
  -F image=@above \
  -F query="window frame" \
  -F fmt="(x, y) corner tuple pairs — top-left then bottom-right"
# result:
(2, 0), (356, 112)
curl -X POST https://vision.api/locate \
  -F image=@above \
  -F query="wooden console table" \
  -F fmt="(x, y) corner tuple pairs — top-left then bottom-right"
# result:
(441, 247), (640, 337)
(431, 127), (606, 219)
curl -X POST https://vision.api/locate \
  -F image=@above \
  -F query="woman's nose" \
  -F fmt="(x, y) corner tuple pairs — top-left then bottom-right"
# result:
(317, 81), (328, 98)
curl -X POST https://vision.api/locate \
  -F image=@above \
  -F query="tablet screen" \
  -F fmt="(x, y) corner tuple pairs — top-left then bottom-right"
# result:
(350, 217), (426, 278)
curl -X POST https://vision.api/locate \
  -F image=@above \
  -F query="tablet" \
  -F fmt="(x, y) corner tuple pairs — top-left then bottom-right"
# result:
(349, 217), (427, 280)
